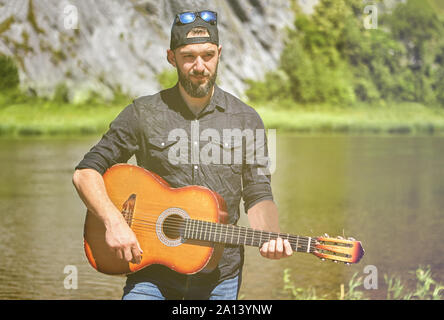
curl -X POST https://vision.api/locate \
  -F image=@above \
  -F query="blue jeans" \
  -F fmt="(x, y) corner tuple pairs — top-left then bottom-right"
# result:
(122, 274), (241, 300)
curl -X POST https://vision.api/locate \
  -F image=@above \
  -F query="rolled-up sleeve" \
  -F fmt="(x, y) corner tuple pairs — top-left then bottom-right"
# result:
(241, 112), (274, 213)
(75, 103), (139, 175)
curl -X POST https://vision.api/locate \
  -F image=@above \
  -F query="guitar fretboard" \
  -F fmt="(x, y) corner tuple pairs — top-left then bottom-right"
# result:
(183, 219), (316, 253)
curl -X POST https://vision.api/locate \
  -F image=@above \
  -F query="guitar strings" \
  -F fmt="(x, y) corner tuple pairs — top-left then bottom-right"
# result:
(130, 226), (317, 252)
(117, 202), (333, 250)
(123, 211), (318, 247)
(129, 217), (317, 246)
(117, 198), (353, 246)
(130, 216), (315, 244)
(128, 218), (317, 249)
(127, 212), (348, 256)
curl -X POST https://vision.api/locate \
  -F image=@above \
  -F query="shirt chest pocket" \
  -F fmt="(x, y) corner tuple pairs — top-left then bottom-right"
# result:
(204, 140), (243, 175)
(147, 137), (182, 168)
(205, 139), (243, 198)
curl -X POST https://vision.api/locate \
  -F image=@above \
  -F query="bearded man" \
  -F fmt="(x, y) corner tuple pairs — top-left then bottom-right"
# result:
(73, 9), (292, 300)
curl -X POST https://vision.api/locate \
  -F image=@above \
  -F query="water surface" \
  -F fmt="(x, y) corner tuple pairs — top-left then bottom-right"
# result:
(0, 135), (442, 299)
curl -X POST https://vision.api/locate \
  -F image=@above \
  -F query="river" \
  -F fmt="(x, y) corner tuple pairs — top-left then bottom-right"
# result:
(0, 134), (443, 299)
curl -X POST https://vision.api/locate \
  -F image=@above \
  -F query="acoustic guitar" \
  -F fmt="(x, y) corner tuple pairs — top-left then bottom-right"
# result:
(83, 164), (364, 275)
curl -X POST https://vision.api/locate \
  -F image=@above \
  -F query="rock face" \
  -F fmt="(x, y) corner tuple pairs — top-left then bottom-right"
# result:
(0, 0), (295, 101)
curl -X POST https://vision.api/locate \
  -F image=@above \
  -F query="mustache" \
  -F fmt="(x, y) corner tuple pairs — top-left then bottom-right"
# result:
(189, 70), (211, 77)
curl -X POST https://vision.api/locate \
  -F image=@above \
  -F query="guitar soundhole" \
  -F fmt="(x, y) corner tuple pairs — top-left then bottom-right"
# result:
(162, 214), (184, 240)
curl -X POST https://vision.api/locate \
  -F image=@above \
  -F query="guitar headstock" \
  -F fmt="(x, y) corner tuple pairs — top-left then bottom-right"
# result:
(313, 235), (365, 264)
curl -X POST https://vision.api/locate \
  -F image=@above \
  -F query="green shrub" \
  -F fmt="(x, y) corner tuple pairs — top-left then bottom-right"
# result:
(157, 68), (178, 89)
(0, 55), (20, 91)
(245, 69), (291, 102)
(53, 83), (70, 103)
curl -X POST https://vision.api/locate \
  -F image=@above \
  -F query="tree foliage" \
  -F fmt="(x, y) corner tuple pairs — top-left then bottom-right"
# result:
(246, 0), (444, 107)
(0, 55), (20, 91)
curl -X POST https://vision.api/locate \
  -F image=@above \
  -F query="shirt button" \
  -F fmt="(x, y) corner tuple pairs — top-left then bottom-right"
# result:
(194, 165), (198, 170)
(161, 142), (165, 146)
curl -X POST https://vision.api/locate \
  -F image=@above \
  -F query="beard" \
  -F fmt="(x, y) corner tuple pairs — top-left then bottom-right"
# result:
(176, 61), (218, 98)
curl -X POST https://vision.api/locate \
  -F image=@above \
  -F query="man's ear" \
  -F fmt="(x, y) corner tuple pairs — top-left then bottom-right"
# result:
(167, 49), (176, 67)
(218, 45), (222, 58)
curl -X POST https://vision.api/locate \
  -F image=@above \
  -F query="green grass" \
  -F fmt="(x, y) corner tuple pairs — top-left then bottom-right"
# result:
(0, 93), (127, 137)
(254, 100), (444, 135)
(384, 266), (444, 300)
(2, 91), (444, 137)
(281, 265), (444, 300)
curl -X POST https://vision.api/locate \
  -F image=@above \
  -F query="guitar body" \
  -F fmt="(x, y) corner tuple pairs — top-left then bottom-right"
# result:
(83, 164), (227, 275)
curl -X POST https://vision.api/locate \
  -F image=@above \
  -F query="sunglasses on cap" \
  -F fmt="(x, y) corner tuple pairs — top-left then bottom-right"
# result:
(175, 10), (217, 25)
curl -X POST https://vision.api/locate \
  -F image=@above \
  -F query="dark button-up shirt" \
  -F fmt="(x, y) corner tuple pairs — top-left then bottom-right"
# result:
(75, 83), (273, 285)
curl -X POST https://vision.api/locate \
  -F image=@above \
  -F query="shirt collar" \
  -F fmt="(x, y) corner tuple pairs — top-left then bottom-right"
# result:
(208, 84), (227, 112)
(172, 82), (226, 117)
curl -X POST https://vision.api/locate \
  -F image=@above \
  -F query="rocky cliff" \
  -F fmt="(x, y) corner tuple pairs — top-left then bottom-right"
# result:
(0, 0), (297, 101)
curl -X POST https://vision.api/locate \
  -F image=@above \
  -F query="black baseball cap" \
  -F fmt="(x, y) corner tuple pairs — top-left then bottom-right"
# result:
(170, 10), (219, 50)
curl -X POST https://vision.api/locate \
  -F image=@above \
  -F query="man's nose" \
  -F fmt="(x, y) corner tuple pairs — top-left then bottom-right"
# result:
(193, 56), (205, 73)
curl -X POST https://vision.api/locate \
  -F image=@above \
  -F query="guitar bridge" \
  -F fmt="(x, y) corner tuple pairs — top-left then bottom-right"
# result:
(121, 194), (136, 227)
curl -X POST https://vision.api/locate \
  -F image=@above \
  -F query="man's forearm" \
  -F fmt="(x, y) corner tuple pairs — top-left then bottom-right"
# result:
(247, 199), (293, 259)
(72, 168), (143, 263)
(247, 199), (280, 232)
(72, 168), (123, 227)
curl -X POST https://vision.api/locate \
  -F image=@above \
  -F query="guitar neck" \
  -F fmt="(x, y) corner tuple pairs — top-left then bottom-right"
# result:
(183, 219), (316, 253)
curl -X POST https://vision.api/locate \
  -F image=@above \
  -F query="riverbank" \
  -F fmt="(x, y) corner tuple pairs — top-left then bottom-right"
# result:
(256, 101), (444, 135)
(2, 97), (444, 137)
(0, 97), (124, 137)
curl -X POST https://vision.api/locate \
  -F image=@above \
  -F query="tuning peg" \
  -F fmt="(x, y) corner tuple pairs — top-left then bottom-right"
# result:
(347, 237), (356, 241)
(345, 262), (351, 266)
(333, 260), (338, 263)
(321, 258), (325, 261)
(337, 236), (344, 240)
(323, 233), (329, 237)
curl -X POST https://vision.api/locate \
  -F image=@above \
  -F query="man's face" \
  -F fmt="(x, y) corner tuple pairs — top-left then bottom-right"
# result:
(168, 43), (221, 98)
